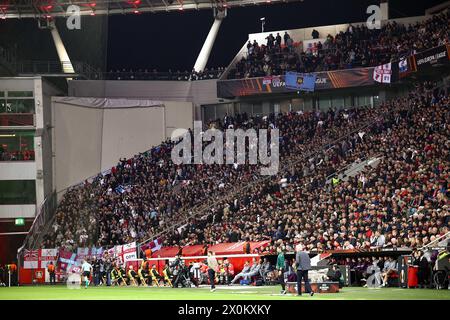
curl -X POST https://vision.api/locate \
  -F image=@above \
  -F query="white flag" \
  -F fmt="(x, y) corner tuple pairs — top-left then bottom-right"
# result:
(373, 63), (392, 84)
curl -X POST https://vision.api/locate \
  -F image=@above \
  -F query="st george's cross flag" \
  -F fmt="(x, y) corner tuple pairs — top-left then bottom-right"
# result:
(373, 63), (392, 84)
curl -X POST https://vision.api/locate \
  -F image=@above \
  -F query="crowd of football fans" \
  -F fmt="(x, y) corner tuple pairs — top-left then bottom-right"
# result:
(42, 80), (449, 258)
(105, 67), (225, 81)
(227, 12), (449, 79)
(43, 90), (395, 251)
(40, 81), (366, 249)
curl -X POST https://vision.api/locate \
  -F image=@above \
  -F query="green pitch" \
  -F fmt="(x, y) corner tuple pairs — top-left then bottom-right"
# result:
(0, 285), (449, 300)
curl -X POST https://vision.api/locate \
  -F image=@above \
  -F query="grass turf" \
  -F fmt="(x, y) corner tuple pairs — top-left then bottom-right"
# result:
(0, 285), (449, 300)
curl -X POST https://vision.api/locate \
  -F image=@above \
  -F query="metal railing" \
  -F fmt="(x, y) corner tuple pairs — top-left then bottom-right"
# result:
(18, 191), (57, 253)
(325, 154), (383, 183)
(12, 60), (102, 80)
(420, 231), (450, 251)
(103, 70), (223, 81)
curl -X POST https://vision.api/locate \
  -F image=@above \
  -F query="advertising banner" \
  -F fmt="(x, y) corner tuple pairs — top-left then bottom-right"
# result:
(217, 67), (376, 98)
(413, 44), (450, 71)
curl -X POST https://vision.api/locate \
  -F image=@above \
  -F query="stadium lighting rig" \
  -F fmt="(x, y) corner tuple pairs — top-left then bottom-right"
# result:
(0, 0), (303, 18)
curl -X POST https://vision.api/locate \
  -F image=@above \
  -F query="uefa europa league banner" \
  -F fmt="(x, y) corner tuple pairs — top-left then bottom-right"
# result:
(217, 67), (376, 98)
(412, 44), (450, 71)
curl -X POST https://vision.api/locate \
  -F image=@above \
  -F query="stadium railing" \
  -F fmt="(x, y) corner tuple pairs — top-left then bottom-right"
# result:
(419, 231), (450, 251)
(12, 60), (103, 80)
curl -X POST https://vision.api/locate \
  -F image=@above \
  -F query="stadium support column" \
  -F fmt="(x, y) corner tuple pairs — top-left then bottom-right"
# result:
(193, 9), (226, 73)
(380, 0), (389, 21)
(49, 21), (75, 75)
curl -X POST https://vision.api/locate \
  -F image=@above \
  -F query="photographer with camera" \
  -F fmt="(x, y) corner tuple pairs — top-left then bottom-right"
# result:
(171, 254), (183, 288)
(172, 255), (200, 288)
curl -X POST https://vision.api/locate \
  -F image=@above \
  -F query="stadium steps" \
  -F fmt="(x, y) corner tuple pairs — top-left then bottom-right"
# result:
(325, 155), (383, 185)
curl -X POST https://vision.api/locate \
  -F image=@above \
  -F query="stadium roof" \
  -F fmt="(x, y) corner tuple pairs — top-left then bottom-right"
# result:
(0, 0), (304, 18)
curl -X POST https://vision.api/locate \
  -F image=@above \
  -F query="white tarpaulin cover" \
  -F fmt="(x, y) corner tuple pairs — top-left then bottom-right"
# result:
(53, 97), (164, 109)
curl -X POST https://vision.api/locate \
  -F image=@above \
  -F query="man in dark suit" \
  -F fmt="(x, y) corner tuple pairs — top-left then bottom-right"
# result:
(295, 244), (314, 296)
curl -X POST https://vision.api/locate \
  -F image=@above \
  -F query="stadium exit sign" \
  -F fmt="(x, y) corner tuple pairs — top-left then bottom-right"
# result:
(15, 218), (25, 226)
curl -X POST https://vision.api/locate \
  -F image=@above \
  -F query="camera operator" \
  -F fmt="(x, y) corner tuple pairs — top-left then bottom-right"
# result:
(171, 255), (199, 288)
(99, 258), (105, 286)
(104, 257), (112, 286)
(171, 254), (184, 288)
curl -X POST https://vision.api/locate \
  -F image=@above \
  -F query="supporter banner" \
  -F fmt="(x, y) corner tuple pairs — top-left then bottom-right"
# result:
(413, 44), (450, 71)
(141, 238), (163, 253)
(76, 247), (104, 263)
(23, 249), (58, 269)
(303, 39), (326, 55)
(373, 62), (393, 84)
(23, 249), (39, 269)
(399, 56), (415, 79)
(39, 248), (58, 269)
(122, 242), (137, 261)
(285, 72), (317, 92)
(110, 241), (137, 265)
(58, 249), (78, 271)
(217, 67), (376, 98)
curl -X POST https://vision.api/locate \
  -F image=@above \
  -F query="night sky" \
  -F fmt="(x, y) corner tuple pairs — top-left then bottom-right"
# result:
(104, 0), (446, 71)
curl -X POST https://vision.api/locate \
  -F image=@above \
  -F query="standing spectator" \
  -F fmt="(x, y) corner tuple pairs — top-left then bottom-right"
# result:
(47, 262), (56, 285)
(295, 243), (314, 296)
(276, 247), (287, 294)
(413, 250), (430, 288)
(312, 29), (320, 39)
(275, 33), (282, 47)
(207, 251), (218, 292)
(283, 31), (291, 45)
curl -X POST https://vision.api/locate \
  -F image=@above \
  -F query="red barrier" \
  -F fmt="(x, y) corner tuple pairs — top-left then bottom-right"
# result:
(407, 266), (419, 288)
(151, 241), (270, 258)
(19, 268), (45, 285)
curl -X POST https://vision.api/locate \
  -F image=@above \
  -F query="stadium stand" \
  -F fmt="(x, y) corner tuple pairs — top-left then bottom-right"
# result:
(166, 82), (450, 252)
(227, 12), (449, 79)
(42, 80), (449, 259)
(2, 3), (447, 294)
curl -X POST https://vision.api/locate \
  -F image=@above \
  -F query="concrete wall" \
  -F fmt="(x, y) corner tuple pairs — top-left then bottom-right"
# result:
(0, 205), (35, 219)
(0, 77), (36, 92)
(52, 99), (103, 192)
(100, 106), (166, 169)
(0, 162), (36, 180)
(41, 79), (61, 199)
